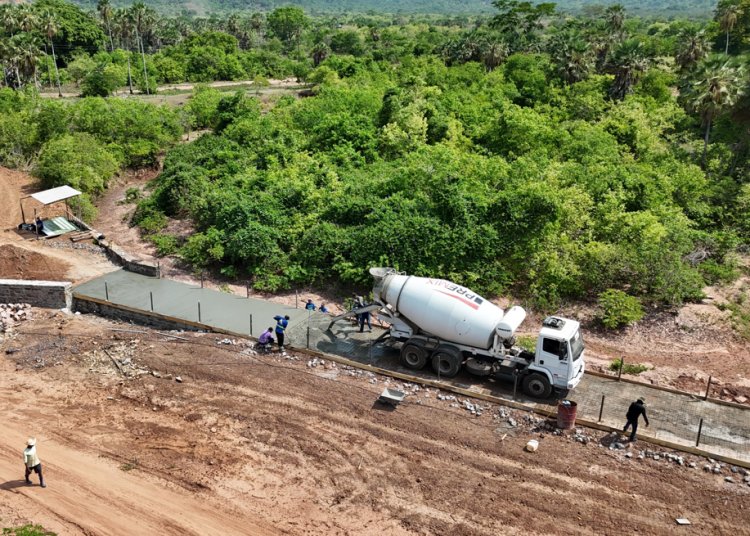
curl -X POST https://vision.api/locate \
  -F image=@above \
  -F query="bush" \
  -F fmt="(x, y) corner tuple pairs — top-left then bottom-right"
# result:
(2, 524), (56, 536)
(186, 85), (223, 129)
(35, 133), (119, 194)
(608, 358), (650, 375)
(597, 289), (645, 329)
(81, 63), (126, 97)
(147, 233), (179, 256)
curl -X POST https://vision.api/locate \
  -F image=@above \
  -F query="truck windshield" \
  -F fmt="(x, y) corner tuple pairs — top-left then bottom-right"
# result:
(570, 330), (584, 362)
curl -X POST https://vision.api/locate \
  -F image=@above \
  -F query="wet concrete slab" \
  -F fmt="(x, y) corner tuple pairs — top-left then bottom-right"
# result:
(75, 270), (750, 464)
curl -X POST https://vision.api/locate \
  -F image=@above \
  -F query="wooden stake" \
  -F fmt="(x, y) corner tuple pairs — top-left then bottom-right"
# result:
(618, 358), (624, 382)
(704, 376), (712, 401)
(696, 418), (704, 447)
(598, 395), (605, 422)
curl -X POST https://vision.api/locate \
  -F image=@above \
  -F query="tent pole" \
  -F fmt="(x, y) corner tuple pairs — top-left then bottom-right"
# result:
(20, 200), (26, 224)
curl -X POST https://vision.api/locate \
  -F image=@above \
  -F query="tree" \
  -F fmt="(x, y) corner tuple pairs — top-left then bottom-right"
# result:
(311, 40), (329, 67)
(681, 56), (746, 168)
(482, 39), (509, 72)
(39, 10), (62, 97)
(718, 3), (742, 54)
(490, 0), (555, 51)
(675, 29), (709, 72)
(97, 0), (114, 52)
(550, 30), (594, 84)
(604, 4), (626, 37)
(267, 7), (308, 49)
(129, 1), (155, 95)
(113, 8), (133, 94)
(32, 0), (105, 63)
(607, 38), (650, 100)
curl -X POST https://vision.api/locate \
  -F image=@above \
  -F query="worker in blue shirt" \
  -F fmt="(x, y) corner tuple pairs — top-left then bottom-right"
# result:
(273, 314), (290, 349)
(319, 303), (329, 314)
(305, 299), (316, 311)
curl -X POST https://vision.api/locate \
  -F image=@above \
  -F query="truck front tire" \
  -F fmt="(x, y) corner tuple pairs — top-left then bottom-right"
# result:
(522, 373), (552, 398)
(431, 346), (462, 378)
(401, 342), (427, 370)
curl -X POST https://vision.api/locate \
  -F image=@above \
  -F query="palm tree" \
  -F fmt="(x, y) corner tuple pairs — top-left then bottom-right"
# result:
(14, 35), (43, 88)
(0, 6), (20, 35)
(113, 8), (134, 94)
(129, 1), (154, 94)
(682, 56), (746, 168)
(718, 4), (741, 54)
(16, 5), (37, 34)
(605, 4), (626, 36)
(39, 11), (62, 97)
(481, 39), (509, 72)
(551, 30), (594, 84)
(607, 38), (649, 100)
(97, 0), (115, 52)
(311, 40), (329, 67)
(674, 29), (710, 72)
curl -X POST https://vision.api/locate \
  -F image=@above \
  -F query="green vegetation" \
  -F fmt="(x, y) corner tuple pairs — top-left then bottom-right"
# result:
(2, 525), (56, 536)
(1, 0), (749, 322)
(597, 289), (645, 328)
(609, 357), (650, 375)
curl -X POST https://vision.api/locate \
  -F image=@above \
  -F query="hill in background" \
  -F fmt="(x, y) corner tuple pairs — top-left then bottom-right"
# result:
(69, 0), (715, 17)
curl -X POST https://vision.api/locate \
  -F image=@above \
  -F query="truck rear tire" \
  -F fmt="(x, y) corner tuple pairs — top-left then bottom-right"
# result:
(465, 358), (492, 377)
(522, 373), (552, 399)
(431, 346), (462, 378)
(401, 342), (427, 370)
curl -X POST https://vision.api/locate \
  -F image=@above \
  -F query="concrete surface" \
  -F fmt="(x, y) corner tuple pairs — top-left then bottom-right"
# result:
(74, 270), (750, 464)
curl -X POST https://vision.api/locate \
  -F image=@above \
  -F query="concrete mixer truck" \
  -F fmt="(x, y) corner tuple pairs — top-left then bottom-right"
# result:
(336, 268), (585, 398)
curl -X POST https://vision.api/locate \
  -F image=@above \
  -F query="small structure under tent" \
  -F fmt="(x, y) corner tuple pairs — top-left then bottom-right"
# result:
(18, 185), (84, 238)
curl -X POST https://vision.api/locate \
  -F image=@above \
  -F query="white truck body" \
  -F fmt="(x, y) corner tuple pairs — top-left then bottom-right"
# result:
(368, 267), (585, 397)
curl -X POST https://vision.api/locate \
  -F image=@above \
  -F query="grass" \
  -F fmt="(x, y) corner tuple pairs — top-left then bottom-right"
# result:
(120, 458), (139, 472)
(609, 358), (650, 375)
(2, 525), (56, 536)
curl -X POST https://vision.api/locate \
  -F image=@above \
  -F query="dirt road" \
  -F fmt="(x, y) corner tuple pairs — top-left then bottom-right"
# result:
(1, 313), (748, 535)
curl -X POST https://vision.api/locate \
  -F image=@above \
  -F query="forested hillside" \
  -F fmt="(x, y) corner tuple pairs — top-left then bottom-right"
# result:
(1, 0), (749, 314)
(68, 0), (716, 17)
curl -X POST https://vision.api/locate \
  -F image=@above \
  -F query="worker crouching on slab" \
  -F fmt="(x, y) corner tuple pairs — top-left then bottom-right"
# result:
(24, 437), (46, 488)
(623, 397), (650, 442)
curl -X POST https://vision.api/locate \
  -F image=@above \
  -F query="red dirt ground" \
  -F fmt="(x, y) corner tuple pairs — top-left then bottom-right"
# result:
(0, 313), (748, 535)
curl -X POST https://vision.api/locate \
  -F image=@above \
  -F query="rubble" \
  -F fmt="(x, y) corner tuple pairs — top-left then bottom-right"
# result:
(0, 303), (32, 332)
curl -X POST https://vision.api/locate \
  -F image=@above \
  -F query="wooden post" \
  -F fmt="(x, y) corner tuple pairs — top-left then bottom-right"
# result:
(105, 281), (109, 301)
(198, 301), (201, 323)
(617, 358), (624, 382)
(295, 290), (298, 309)
(598, 395), (605, 422)
(704, 376), (712, 400)
(246, 282), (250, 299)
(200, 272), (204, 289)
(157, 261), (160, 278)
(512, 371), (518, 401)
(150, 291), (154, 312)
(249, 314), (253, 336)
(695, 418), (704, 447)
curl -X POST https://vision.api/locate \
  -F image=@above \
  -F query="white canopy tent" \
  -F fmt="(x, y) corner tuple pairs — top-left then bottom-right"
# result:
(20, 185), (82, 224)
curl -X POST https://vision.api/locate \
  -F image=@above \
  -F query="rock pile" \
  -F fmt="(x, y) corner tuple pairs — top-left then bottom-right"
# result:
(0, 303), (32, 332)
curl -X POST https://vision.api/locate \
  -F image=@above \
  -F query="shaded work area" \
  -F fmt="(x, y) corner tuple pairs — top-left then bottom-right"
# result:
(18, 185), (84, 238)
(74, 269), (750, 465)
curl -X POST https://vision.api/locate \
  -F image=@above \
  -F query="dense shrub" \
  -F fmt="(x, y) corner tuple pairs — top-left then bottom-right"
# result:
(597, 289), (646, 329)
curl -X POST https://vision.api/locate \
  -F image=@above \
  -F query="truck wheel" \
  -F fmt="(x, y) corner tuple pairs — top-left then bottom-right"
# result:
(400, 343), (427, 370)
(522, 373), (552, 399)
(431, 346), (462, 378)
(465, 358), (492, 377)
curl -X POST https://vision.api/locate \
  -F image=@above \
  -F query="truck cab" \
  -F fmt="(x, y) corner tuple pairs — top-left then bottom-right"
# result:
(530, 317), (585, 394)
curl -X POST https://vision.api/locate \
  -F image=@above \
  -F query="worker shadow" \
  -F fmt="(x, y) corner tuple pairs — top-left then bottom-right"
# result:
(0, 479), (32, 491)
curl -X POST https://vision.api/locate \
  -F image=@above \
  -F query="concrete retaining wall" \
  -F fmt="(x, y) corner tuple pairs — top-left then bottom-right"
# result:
(0, 279), (72, 309)
(73, 295), (205, 332)
(99, 240), (160, 278)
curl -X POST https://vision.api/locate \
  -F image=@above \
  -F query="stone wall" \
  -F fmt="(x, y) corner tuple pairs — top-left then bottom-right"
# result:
(0, 279), (72, 309)
(73, 296), (204, 332)
(99, 240), (161, 278)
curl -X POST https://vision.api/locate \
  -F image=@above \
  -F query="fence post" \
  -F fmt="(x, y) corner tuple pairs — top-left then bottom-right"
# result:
(249, 314), (253, 336)
(246, 282), (250, 299)
(149, 291), (153, 312)
(695, 417), (704, 447)
(104, 281), (109, 301)
(157, 261), (160, 278)
(200, 272), (204, 289)
(295, 290), (298, 309)
(704, 376), (712, 400)
(598, 395), (605, 422)
(512, 371), (518, 401)
(617, 357), (624, 382)
(198, 301), (201, 323)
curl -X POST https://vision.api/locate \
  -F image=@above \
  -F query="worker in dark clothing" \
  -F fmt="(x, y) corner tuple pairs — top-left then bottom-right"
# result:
(623, 397), (649, 442)
(305, 299), (316, 311)
(273, 315), (290, 350)
(35, 216), (43, 235)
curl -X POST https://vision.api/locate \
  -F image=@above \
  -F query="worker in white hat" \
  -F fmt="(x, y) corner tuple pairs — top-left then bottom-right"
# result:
(23, 437), (46, 488)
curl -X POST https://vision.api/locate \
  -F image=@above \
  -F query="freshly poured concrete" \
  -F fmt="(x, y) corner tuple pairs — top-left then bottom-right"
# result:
(75, 269), (750, 464)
